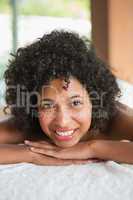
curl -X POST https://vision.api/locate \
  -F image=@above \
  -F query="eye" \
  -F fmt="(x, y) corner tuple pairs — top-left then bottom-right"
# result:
(40, 102), (55, 110)
(71, 100), (83, 107)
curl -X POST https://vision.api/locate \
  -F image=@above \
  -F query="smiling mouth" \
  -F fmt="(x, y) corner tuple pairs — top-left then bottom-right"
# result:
(54, 129), (78, 141)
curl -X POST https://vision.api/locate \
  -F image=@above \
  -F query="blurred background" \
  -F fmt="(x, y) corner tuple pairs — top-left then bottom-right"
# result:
(0, 0), (133, 111)
(0, 0), (91, 78)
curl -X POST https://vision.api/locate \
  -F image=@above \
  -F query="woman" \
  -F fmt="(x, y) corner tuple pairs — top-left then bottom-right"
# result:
(0, 30), (133, 165)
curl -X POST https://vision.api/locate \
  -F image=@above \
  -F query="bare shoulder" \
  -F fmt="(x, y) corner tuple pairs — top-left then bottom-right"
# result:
(108, 101), (133, 140)
(115, 102), (133, 126)
(0, 115), (18, 130)
(0, 115), (27, 144)
(116, 101), (133, 115)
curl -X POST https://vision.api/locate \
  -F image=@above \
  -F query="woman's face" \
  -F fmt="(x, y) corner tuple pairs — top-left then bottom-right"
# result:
(38, 77), (92, 148)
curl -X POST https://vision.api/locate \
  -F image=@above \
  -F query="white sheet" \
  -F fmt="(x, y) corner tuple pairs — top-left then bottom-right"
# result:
(117, 79), (133, 108)
(0, 161), (133, 200)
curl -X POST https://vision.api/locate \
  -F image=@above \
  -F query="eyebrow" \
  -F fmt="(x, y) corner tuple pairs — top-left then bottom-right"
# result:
(70, 95), (82, 99)
(41, 95), (82, 102)
(41, 98), (54, 102)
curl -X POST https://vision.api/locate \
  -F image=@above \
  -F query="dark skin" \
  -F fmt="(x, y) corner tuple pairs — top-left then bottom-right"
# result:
(0, 101), (133, 165)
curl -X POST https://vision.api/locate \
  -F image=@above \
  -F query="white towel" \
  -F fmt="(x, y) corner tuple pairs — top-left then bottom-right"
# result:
(0, 161), (133, 200)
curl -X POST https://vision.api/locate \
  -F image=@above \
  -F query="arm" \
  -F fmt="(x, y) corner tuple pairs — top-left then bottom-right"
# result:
(0, 116), (31, 164)
(92, 139), (133, 164)
(27, 139), (133, 164)
(0, 116), (35, 164)
(89, 102), (133, 164)
(88, 102), (133, 164)
(0, 143), (91, 165)
(0, 116), (27, 144)
(0, 144), (32, 164)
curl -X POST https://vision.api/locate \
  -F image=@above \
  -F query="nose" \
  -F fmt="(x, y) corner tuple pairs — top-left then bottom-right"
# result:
(54, 106), (71, 127)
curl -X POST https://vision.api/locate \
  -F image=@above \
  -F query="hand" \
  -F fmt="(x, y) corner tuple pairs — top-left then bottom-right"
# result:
(25, 140), (103, 162)
(22, 143), (92, 166)
(29, 152), (97, 166)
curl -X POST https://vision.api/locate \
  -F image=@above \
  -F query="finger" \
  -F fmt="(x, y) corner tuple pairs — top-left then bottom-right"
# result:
(25, 140), (56, 149)
(38, 157), (95, 166)
(85, 158), (104, 162)
(32, 152), (100, 166)
(25, 140), (51, 145)
(30, 147), (55, 155)
(46, 159), (74, 166)
(72, 160), (93, 165)
(30, 147), (86, 159)
(34, 155), (78, 166)
(68, 158), (103, 165)
(36, 159), (73, 166)
(120, 140), (130, 142)
(30, 147), (64, 158)
(37, 140), (54, 145)
(30, 148), (102, 163)
(41, 141), (55, 145)
(56, 159), (91, 166)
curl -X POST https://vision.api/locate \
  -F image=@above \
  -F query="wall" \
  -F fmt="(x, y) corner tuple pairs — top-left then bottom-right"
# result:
(91, 0), (133, 83)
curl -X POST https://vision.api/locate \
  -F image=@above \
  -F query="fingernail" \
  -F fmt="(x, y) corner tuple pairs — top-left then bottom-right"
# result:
(24, 140), (30, 144)
(30, 147), (35, 150)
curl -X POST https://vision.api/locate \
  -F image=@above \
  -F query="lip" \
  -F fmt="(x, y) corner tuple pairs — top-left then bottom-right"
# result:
(55, 127), (75, 132)
(54, 128), (78, 141)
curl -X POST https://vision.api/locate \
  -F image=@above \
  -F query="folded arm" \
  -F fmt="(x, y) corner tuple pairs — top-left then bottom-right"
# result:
(91, 102), (133, 164)
(26, 139), (133, 164)
(0, 144), (32, 164)
(91, 140), (133, 164)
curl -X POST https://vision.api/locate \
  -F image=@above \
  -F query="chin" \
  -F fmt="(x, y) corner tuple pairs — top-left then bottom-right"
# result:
(54, 139), (79, 148)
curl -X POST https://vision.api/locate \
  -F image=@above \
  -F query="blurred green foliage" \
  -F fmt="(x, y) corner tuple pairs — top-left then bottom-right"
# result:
(0, 0), (10, 13)
(0, 0), (90, 19)
(0, 65), (5, 80)
(0, 55), (8, 80)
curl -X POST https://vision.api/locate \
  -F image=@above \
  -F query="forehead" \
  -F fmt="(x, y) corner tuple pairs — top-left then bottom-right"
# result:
(40, 78), (87, 98)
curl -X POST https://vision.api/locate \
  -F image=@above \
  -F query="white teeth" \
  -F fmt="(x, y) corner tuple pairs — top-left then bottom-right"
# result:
(56, 130), (74, 136)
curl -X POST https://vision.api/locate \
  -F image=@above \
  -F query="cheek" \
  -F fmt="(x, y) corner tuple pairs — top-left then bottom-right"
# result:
(76, 108), (92, 129)
(38, 112), (53, 134)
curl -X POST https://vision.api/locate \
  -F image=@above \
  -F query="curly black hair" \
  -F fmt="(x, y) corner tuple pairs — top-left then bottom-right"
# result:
(4, 30), (120, 136)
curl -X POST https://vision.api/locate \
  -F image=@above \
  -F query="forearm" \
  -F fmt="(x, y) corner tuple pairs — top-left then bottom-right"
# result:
(92, 140), (133, 164)
(0, 144), (32, 164)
